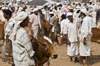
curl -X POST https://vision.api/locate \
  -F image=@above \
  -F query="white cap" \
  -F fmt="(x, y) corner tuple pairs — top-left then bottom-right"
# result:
(30, 8), (33, 10)
(49, 11), (54, 15)
(67, 12), (73, 16)
(33, 8), (38, 12)
(8, 3), (12, 6)
(56, 3), (60, 5)
(37, 6), (42, 10)
(69, 7), (73, 9)
(81, 6), (86, 9)
(48, 5), (51, 7)
(2, 7), (6, 10)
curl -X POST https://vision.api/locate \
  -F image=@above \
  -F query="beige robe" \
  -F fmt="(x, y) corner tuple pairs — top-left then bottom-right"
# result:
(12, 27), (35, 66)
(29, 13), (39, 39)
(79, 16), (92, 56)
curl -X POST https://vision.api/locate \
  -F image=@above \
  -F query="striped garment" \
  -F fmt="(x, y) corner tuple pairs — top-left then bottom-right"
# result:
(4, 18), (15, 39)
(2, 18), (15, 63)
(12, 27), (35, 66)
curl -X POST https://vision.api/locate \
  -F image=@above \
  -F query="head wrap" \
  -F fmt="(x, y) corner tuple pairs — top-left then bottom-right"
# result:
(81, 9), (88, 16)
(9, 11), (28, 40)
(88, 6), (93, 12)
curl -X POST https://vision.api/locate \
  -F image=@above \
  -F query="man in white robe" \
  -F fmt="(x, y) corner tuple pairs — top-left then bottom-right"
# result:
(88, 6), (97, 28)
(29, 8), (39, 39)
(63, 12), (79, 62)
(2, 10), (15, 66)
(79, 9), (92, 66)
(10, 12), (35, 66)
(60, 14), (66, 34)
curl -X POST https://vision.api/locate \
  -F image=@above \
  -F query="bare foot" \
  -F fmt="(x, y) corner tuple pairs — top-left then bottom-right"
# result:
(87, 63), (91, 66)
(76, 63), (84, 66)
(74, 59), (80, 63)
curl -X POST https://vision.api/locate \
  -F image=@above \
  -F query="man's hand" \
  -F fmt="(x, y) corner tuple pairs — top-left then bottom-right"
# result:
(8, 40), (12, 57)
(67, 40), (71, 45)
(29, 35), (34, 40)
(33, 55), (40, 65)
(8, 50), (12, 57)
(47, 28), (50, 31)
(96, 21), (98, 25)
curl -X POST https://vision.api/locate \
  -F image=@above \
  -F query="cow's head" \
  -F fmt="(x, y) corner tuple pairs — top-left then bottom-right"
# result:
(37, 36), (58, 59)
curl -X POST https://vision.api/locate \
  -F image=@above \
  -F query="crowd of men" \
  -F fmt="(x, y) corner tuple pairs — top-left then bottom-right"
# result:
(0, 1), (100, 66)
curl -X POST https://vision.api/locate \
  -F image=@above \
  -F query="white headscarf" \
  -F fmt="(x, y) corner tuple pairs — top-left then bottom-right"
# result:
(81, 9), (88, 16)
(88, 6), (93, 12)
(9, 11), (28, 40)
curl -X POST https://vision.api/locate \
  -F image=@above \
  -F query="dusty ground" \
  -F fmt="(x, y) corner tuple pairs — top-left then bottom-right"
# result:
(0, 40), (100, 66)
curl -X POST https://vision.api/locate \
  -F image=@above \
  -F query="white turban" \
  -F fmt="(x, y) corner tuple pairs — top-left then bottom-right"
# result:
(9, 11), (28, 40)
(81, 9), (88, 16)
(67, 12), (73, 17)
(18, 7), (23, 12)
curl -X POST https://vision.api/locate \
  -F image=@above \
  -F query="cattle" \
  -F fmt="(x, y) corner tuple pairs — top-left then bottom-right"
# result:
(40, 14), (52, 37)
(31, 36), (58, 66)
(0, 21), (4, 40)
(41, 16), (52, 36)
(91, 28), (100, 43)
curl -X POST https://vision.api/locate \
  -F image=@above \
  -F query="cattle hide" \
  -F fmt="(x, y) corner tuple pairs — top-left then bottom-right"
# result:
(31, 36), (57, 66)
(0, 21), (5, 40)
(41, 15), (52, 37)
(91, 28), (100, 43)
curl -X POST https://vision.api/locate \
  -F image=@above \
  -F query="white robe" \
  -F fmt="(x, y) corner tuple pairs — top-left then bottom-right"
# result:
(29, 13), (39, 39)
(2, 18), (15, 62)
(12, 27), (35, 66)
(60, 19), (66, 34)
(63, 19), (79, 57)
(90, 11), (97, 28)
(79, 16), (92, 56)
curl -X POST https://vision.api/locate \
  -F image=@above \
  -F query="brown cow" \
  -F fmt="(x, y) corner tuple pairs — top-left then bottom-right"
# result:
(31, 36), (58, 66)
(40, 16), (52, 37)
(0, 21), (5, 40)
(38, 10), (52, 37)
(91, 28), (100, 43)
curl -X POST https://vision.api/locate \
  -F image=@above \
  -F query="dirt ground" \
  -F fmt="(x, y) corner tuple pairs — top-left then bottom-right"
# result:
(0, 39), (100, 66)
